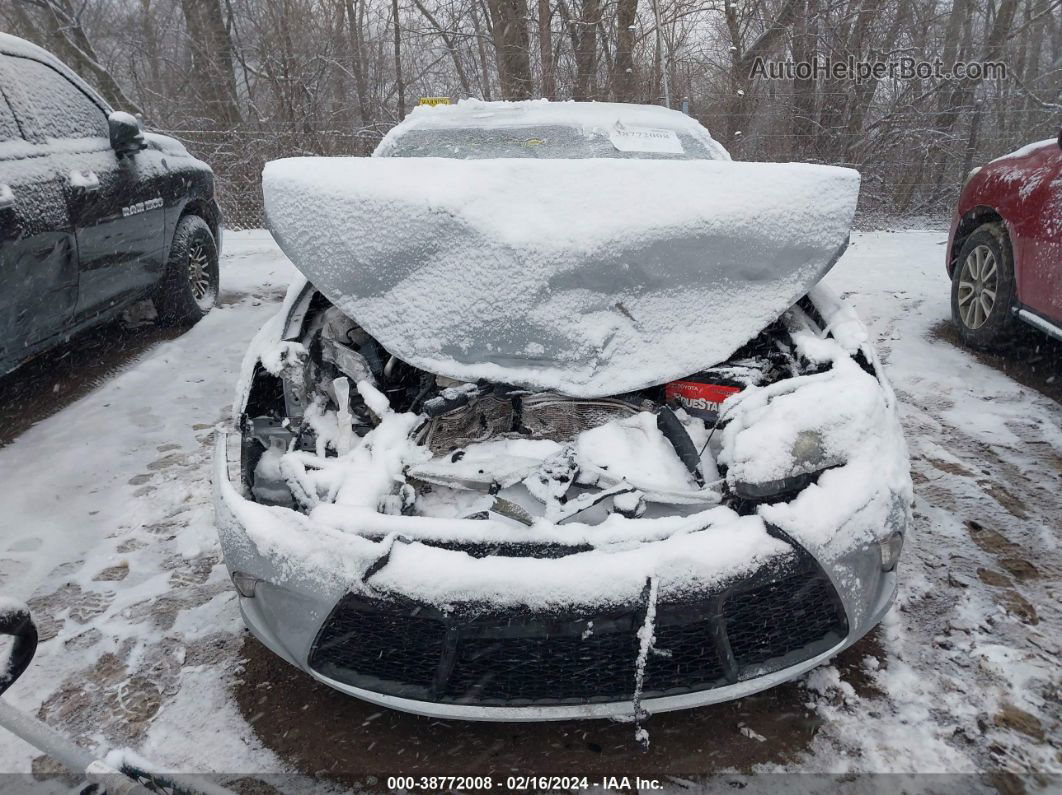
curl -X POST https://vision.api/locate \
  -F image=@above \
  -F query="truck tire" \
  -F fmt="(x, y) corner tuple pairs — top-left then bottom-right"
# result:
(950, 223), (1017, 349)
(155, 215), (219, 326)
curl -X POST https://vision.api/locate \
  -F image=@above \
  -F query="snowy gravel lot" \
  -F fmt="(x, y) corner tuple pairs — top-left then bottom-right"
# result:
(0, 229), (1058, 788)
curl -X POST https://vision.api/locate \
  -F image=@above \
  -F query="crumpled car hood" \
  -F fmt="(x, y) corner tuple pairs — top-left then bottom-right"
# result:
(263, 157), (860, 397)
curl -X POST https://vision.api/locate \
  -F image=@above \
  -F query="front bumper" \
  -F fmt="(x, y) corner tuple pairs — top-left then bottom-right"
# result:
(214, 432), (899, 721)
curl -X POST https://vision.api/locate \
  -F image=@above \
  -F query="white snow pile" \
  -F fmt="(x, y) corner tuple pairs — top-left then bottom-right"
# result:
(573, 411), (719, 502)
(263, 156), (860, 397)
(0, 596), (27, 621)
(221, 469), (788, 611)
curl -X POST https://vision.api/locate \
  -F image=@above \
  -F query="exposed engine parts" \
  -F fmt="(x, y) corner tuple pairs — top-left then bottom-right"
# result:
(243, 295), (820, 524)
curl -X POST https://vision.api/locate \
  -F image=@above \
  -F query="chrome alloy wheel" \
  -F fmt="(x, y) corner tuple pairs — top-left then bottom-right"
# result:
(957, 243), (999, 330)
(188, 243), (212, 304)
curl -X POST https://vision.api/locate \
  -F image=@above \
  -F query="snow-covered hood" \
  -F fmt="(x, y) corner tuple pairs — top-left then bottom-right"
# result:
(143, 131), (194, 159)
(263, 157), (860, 397)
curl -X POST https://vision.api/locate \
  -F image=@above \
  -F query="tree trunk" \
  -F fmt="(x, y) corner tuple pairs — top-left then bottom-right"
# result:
(614, 0), (638, 102)
(1021, 0), (1047, 128)
(179, 0), (242, 127)
(539, 0), (556, 99)
(469, 0), (495, 99)
(347, 0), (372, 129)
(724, 0), (801, 149)
(393, 0), (406, 117)
(790, 0), (816, 152)
(486, 0), (534, 99)
(845, 0), (909, 161)
(930, 0), (1019, 187)
(572, 0), (599, 100)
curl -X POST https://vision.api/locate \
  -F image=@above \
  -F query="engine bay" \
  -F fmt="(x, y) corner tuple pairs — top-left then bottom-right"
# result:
(238, 288), (846, 532)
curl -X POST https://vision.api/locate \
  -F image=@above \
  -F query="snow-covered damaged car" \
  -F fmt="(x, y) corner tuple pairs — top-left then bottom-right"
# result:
(214, 100), (912, 721)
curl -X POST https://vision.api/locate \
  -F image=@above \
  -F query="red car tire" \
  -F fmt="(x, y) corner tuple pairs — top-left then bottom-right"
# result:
(950, 223), (1017, 349)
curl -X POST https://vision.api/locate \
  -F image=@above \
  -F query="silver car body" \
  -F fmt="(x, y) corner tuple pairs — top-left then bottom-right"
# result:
(214, 101), (911, 720)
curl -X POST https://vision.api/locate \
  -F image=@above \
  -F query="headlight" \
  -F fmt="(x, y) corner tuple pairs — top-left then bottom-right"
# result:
(731, 430), (844, 500)
(879, 530), (904, 571)
(732, 469), (824, 500)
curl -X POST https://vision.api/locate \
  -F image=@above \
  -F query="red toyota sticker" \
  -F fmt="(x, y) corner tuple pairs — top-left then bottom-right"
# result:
(665, 380), (741, 415)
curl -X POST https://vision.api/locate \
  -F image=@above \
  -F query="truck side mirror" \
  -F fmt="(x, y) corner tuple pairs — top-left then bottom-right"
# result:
(0, 603), (37, 696)
(109, 111), (146, 156)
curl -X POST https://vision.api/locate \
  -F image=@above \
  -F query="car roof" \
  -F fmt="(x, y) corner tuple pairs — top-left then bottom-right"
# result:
(374, 99), (730, 159)
(988, 138), (1057, 164)
(0, 32), (111, 113)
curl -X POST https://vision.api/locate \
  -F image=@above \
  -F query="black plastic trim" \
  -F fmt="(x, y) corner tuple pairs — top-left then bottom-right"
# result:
(308, 534), (849, 707)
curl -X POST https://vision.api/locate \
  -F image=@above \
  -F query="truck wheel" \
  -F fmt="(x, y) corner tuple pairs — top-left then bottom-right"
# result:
(155, 215), (219, 326)
(950, 223), (1016, 349)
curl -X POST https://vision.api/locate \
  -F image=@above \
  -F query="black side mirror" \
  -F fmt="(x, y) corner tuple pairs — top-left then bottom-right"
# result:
(1057, 126), (1061, 151)
(109, 111), (146, 156)
(0, 603), (37, 696)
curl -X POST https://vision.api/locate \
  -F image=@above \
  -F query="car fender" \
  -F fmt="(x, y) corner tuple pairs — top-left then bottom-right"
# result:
(163, 189), (223, 265)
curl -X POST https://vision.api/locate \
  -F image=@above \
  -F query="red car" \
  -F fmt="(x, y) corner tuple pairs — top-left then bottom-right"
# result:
(947, 130), (1062, 347)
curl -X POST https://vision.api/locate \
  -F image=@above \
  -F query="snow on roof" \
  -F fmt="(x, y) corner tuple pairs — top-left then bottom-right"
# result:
(0, 32), (60, 63)
(0, 32), (110, 113)
(375, 98), (731, 160)
(989, 138), (1057, 163)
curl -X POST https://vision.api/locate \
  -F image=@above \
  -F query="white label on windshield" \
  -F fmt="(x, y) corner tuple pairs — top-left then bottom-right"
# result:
(608, 122), (685, 154)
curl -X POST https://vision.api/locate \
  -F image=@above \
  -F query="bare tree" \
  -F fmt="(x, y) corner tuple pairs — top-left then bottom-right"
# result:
(572, 0), (600, 99)
(393, 0), (406, 115)
(486, 0), (534, 98)
(538, 0), (556, 98)
(723, 0), (801, 147)
(3, 0), (1053, 226)
(7, 0), (143, 114)
(179, 0), (242, 126)
(613, 0), (638, 101)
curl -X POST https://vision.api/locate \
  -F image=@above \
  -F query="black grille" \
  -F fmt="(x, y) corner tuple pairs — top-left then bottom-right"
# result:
(311, 602), (447, 699)
(308, 555), (847, 706)
(725, 569), (847, 672)
(448, 626), (640, 704)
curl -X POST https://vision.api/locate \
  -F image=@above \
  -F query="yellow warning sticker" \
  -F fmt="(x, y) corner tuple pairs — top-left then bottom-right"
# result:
(418, 97), (451, 106)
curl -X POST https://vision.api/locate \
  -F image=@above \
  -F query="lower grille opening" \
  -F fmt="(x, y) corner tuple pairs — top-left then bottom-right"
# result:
(726, 570), (847, 674)
(308, 557), (848, 707)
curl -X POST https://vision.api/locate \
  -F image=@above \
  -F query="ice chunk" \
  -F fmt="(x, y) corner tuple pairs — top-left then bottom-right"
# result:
(574, 412), (701, 494)
(408, 438), (562, 490)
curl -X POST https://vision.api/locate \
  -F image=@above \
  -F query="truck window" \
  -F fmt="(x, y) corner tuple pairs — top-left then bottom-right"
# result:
(0, 91), (20, 143)
(3, 55), (108, 140)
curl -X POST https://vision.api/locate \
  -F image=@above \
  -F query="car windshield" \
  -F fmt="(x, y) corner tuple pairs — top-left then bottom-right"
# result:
(383, 124), (719, 160)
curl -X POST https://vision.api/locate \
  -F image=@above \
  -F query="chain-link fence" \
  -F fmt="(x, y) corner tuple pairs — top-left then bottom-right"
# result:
(167, 125), (384, 230)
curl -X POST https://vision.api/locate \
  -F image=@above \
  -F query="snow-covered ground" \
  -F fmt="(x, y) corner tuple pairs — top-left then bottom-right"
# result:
(0, 230), (1058, 786)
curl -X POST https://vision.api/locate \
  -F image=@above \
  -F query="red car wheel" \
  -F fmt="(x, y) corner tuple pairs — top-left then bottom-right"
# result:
(951, 223), (1018, 348)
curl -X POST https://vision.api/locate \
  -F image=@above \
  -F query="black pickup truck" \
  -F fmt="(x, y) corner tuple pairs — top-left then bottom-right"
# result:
(0, 33), (222, 376)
